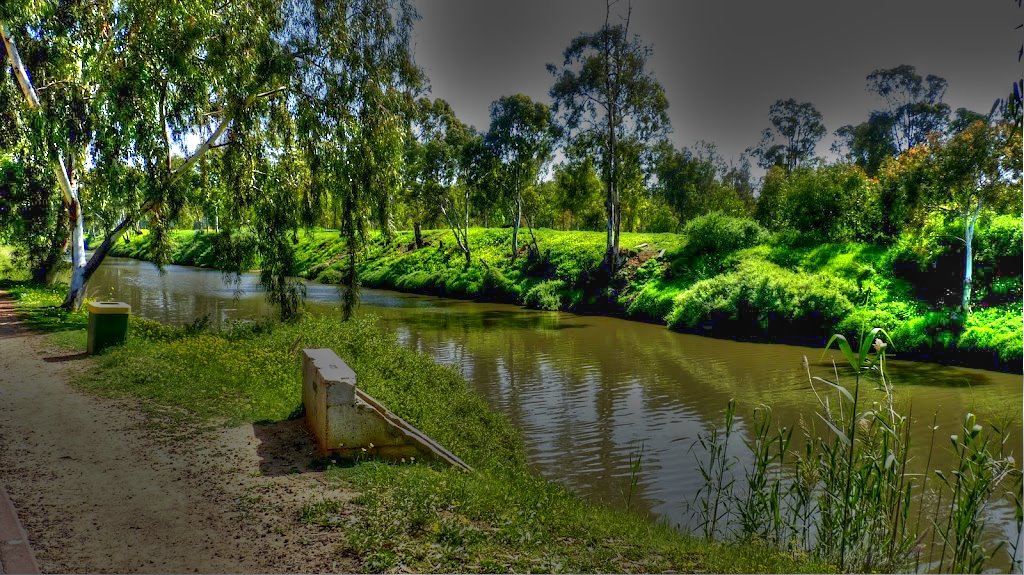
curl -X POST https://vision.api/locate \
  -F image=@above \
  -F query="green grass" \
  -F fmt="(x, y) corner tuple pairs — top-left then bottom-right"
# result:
(1, 278), (829, 573)
(107, 214), (1023, 371)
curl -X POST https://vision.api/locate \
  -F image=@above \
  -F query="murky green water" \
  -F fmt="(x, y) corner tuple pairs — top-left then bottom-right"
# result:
(88, 257), (1023, 569)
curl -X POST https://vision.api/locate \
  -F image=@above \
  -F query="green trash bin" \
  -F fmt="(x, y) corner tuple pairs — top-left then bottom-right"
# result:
(87, 301), (131, 354)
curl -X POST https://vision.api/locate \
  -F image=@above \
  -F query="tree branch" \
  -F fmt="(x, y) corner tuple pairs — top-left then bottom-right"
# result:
(170, 86), (288, 182)
(1, 21), (80, 206)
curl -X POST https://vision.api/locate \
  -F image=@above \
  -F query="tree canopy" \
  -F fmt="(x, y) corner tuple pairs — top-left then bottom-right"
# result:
(548, 1), (669, 273)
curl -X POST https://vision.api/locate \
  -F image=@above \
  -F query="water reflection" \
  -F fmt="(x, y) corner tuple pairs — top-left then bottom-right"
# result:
(87, 257), (1022, 562)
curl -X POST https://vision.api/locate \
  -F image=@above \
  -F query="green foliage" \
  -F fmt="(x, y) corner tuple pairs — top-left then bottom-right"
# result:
(754, 164), (883, 243)
(548, 12), (671, 270)
(959, 305), (1024, 364)
(886, 213), (1023, 307)
(523, 279), (565, 311)
(749, 99), (826, 171)
(667, 259), (855, 338)
(106, 222), (1023, 370)
(681, 212), (768, 259)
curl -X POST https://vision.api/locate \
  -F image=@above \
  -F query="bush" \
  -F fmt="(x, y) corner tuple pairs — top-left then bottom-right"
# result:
(523, 280), (565, 311)
(480, 265), (518, 301)
(667, 259), (854, 337)
(835, 301), (916, 341)
(890, 310), (957, 355)
(885, 213), (1023, 307)
(958, 305), (1023, 364)
(624, 279), (683, 322)
(681, 212), (767, 258)
(317, 269), (342, 285)
(755, 164), (883, 243)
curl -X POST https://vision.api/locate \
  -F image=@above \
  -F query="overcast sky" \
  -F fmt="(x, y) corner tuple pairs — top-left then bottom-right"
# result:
(410, 0), (1019, 168)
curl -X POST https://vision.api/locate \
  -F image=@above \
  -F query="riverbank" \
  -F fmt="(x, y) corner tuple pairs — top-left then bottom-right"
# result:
(0, 289), (359, 572)
(109, 213), (1023, 371)
(0, 275), (828, 573)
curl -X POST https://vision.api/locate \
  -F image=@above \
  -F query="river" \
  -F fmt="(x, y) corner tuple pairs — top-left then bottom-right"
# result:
(87, 257), (1023, 570)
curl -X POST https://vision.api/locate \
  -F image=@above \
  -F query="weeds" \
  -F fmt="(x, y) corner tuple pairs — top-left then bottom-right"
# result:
(690, 328), (1022, 573)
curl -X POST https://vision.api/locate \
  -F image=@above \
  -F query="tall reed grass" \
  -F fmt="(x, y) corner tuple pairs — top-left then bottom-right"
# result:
(690, 328), (1022, 573)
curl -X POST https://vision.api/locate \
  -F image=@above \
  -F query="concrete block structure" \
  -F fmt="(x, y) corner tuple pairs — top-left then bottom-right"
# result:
(301, 348), (470, 470)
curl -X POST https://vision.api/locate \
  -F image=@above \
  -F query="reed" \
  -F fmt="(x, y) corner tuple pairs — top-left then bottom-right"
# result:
(689, 328), (1022, 573)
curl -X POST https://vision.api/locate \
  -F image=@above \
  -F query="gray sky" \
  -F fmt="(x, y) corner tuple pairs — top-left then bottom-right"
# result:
(410, 0), (1019, 168)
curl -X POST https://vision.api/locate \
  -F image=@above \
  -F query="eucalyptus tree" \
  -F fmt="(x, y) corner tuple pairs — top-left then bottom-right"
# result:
(833, 112), (897, 176)
(866, 65), (950, 153)
(1, 0), (289, 310)
(922, 120), (1022, 316)
(483, 94), (553, 258)
(411, 97), (474, 265)
(548, 1), (669, 274)
(551, 158), (603, 231)
(273, 0), (421, 319)
(749, 99), (825, 171)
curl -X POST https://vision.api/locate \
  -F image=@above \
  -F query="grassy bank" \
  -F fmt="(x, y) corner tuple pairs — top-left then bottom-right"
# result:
(109, 211), (1023, 371)
(0, 275), (828, 573)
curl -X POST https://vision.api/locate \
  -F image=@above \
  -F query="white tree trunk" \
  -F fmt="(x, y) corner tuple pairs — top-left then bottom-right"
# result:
(2, 22), (90, 310)
(65, 198), (88, 309)
(961, 199), (982, 315)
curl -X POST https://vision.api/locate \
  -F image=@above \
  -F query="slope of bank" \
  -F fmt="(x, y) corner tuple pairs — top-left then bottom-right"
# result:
(0, 274), (829, 573)
(108, 212), (1023, 371)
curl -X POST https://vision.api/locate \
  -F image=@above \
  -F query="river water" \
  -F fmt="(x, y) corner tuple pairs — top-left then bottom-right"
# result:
(87, 257), (1022, 568)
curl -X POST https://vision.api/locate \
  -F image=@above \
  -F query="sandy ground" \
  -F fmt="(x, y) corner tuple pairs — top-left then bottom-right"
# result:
(0, 294), (360, 573)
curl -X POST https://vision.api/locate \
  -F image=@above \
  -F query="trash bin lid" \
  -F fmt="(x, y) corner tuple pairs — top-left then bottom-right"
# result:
(86, 301), (132, 314)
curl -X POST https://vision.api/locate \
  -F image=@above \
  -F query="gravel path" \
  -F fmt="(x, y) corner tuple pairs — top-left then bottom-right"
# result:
(0, 293), (359, 573)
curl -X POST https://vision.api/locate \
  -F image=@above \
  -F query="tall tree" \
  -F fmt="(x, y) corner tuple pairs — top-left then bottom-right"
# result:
(922, 120), (1022, 315)
(653, 141), (718, 222)
(749, 98), (825, 171)
(866, 65), (950, 153)
(1, 0), (288, 310)
(412, 97), (474, 264)
(833, 112), (897, 176)
(550, 158), (603, 230)
(548, 0), (669, 274)
(218, 0), (421, 317)
(484, 94), (553, 258)
(0, 67), (67, 284)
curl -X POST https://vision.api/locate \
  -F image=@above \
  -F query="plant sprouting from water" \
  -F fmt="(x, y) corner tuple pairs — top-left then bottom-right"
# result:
(688, 328), (1022, 573)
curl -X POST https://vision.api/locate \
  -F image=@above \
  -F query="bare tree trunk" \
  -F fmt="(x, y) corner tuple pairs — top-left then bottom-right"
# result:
(512, 193), (522, 259)
(413, 221), (423, 249)
(463, 187), (472, 265)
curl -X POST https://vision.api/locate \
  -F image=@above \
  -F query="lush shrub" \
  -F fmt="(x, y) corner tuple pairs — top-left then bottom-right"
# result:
(890, 311), (957, 356)
(667, 213), (767, 281)
(835, 301), (916, 341)
(624, 279), (684, 322)
(317, 269), (342, 285)
(523, 279), (565, 311)
(681, 212), (767, 258)
(755, 164), (883, 243)
(885, 212), (1023, 306)
(480, 265), (519, 301)
(667, 259), (855, 337)
(958, 305), (1023, 364)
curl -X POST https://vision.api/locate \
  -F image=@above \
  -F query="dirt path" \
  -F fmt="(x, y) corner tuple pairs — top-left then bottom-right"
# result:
(0, 294), (360, 573)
